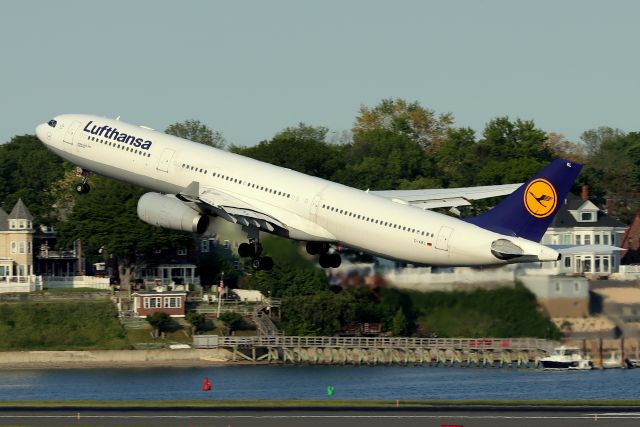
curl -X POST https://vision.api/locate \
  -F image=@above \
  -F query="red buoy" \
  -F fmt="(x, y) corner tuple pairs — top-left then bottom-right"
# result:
(202, 377), (212, 392)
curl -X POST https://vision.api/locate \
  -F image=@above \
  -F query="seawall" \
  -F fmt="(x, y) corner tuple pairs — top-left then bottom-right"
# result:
(0, 348), (233, 369)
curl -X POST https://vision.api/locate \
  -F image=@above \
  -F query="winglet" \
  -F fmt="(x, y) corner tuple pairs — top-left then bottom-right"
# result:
(465, 159), (583, 242)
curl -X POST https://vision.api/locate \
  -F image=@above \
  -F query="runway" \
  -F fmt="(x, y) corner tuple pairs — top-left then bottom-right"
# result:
(1, 406), (640, 427)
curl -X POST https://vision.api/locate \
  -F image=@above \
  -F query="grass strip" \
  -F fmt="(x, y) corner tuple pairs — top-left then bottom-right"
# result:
(1, 400), (640, 408)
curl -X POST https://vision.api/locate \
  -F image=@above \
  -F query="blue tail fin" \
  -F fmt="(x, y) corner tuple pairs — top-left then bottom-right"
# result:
(465, 159), (583, 242)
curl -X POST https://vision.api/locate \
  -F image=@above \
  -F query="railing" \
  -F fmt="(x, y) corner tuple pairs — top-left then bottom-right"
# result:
(193, 335), (556, 352)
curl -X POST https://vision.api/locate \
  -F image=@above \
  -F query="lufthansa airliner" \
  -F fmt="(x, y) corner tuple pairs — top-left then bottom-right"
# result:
(36, 115), (581, 271)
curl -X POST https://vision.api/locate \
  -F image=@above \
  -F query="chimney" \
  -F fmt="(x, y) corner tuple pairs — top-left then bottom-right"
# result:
(606, 198), (614, 216)
(581, 185), (589, 201)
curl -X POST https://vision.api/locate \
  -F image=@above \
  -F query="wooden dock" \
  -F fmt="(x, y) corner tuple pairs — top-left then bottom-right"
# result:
(193, 335), (557, 367)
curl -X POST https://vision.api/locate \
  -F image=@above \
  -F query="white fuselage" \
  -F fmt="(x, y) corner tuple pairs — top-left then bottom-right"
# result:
(36, 114), (558, 266)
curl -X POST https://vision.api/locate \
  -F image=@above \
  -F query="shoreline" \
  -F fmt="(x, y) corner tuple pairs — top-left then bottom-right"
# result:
(0, 348), (243, 369)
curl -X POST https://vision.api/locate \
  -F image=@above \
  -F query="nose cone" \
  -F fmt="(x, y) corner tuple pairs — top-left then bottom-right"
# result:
(35, 123), (48, 143)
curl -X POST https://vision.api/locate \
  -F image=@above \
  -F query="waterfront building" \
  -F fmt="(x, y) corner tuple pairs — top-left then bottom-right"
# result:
(0, 199), (41, 292)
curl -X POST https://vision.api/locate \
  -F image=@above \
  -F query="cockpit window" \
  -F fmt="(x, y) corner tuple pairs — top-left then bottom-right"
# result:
(47, 119), (57, 128)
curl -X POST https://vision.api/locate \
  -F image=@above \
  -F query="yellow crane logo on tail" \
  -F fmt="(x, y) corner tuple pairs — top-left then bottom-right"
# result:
(524, 178), (557, 218)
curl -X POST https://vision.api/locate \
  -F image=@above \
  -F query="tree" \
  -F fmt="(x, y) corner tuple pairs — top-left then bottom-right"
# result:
(580, 126), (626, 157)
(231, 123), (343, 180)
(165, 120), (226, 148)
(146, 312), (172, 338)
(55, 175), (194, 287)
(334, 128), (434, 190)
(0, 134), (66, 222)
(545, 132), (586, 164)
(185, 311), (207, 335)
(353, 98), (454, 152)
(390, 309), (408, 336)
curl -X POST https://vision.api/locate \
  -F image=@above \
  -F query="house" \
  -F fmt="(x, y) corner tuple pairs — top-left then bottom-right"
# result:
(537, 190), (627, 277)
(0, 199), (41, 292)
(131, 291), (187, 318)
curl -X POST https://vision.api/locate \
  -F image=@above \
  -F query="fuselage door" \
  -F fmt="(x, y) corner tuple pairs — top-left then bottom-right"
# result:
(63, 121), (81, 145)
(435, 226), (453, 251)
(157, 148), (175, 173)
(310, 194), (321, 222)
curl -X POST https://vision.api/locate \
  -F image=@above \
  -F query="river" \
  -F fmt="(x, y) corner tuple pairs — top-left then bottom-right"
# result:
(0, 366), (638, 401)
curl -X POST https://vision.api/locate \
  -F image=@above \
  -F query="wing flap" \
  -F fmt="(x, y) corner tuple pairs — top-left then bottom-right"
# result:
(197, 188), (284, 229)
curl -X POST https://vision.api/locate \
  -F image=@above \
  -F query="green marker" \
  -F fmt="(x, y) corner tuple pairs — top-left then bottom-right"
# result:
(326, 386), (334, 397)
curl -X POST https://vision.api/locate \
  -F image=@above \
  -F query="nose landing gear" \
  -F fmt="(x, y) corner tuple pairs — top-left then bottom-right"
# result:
(74, 167), (90, 194)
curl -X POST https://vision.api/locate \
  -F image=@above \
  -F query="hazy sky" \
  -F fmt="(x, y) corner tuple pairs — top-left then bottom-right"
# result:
(2, 0), (639, 146)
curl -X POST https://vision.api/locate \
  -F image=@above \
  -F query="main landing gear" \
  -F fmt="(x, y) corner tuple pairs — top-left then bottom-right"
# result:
(238, 239), (273, 271)
(306, 242), (341, 268)
(74, 167), (90, 194)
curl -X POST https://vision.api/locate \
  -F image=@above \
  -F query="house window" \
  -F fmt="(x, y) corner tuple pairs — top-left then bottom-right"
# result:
(574, 282), (580, 292)
(595, 235), (600, 245)
(11, 242), (16, 254)
(595, 257), (601, 273)
(201, 239), (210, 253)
(564, 257), (571, 268)
(583, 235), (591, 245)
(143, 297), (162, 309)
(177, 247), (187, 256)
(555, 282), (561, 292)
(581, 212), (593, 221)
(575, 235), (581, 245)
(19, 221), (25, 229)
(0, 266), (5, 276)
(604, 257), (610, 272)
(164, 297), (182, 308)
(19, 241), (25, 254)
(9, 220), (16, 229)
(603, 234), (609, 245)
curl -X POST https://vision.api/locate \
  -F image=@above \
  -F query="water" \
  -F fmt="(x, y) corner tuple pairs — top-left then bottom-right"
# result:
(0, 366), (638, 401)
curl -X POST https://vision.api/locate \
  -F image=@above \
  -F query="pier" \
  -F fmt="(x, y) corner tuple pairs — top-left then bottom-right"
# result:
(193, 335), (556, 367)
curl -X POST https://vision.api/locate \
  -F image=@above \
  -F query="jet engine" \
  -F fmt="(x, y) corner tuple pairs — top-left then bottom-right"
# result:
(137, 192), (209, 233)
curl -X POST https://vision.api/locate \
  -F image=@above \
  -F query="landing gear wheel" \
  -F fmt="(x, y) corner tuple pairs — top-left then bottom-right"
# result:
(75, 183), (90, 194)
(306, 241), (329, 256)
(238, 242), (253, 258)
(252, 256), (273, 271)
(319, 253), (342, 269)
(329, 253), (341, 268)
(74, 167), (91, 194)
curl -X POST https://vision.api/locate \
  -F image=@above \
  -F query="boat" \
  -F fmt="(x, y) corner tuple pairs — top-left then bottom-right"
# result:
(540, 346), (593, 370)
(602, 351), (635, 369)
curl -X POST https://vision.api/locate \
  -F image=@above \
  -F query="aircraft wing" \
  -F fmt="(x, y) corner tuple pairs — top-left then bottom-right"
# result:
(196, 187), (285, 232)
(369, 183), (522, 209)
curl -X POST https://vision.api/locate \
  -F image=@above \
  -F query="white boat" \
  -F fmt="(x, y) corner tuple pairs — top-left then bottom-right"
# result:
(540, 346), (593, 370)
(602, 351), (634, 369)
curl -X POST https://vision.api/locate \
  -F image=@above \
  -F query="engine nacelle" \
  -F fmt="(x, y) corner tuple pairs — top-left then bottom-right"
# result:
(137, 192), (209, 234)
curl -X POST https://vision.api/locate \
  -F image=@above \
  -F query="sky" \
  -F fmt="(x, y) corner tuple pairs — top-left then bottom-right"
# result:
(1, 0), (639, 147)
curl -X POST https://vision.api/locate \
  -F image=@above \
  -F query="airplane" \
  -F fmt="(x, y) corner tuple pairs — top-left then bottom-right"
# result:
(36, 114), (582, 271)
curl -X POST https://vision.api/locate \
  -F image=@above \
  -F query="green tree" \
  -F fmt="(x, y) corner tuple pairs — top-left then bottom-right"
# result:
(0, 134), (66, 222)
(55, 176), (193, 287)
(334, 128), (434, 189)
(580, 126), (625, 157)
(165, 119), (226, 148)
(185, 311), (206, 335)
(390, 308), (408, 336)
(354, 98), (454, 152)
(231, 123), (343, 180)
(146, 312), (172, 338)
